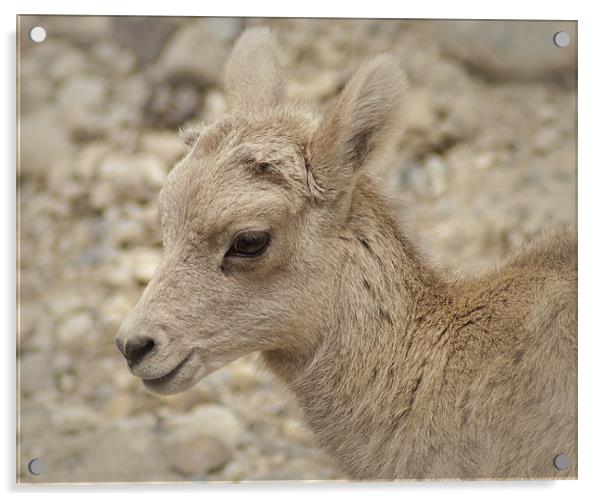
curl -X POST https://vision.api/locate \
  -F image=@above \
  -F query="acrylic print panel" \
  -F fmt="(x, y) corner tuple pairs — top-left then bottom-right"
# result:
(17, 16), (577, 483)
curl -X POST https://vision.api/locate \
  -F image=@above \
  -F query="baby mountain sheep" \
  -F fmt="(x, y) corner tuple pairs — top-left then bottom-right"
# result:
(116, 28), (577, 480)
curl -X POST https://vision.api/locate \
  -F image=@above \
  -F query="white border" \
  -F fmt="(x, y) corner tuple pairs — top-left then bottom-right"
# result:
(3, 1), (600, 500)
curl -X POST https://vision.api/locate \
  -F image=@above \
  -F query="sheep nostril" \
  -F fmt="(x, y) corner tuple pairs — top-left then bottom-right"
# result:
(125, 337), (156, 367)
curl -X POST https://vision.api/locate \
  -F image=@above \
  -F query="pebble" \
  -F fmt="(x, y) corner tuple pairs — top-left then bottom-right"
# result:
(52, 406), (101, 433)
(141, 131), (186, 167)
(129, 248), (162, 284)
(19, 109), (73, 178)
(229, 361), (262, 391)
(155, 18), (240, 86)
(163, 404), (243, 452)
(19, 352), (55, 396)
(160, 404), (244, 476)
(533, 127), (562, 154)
(164, 435), (231, 476)
(56, 75), (108, 134)
(56, 311), (95, 350)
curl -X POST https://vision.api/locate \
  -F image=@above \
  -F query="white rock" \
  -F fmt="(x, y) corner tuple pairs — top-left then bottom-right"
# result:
(163, 404), (243, 453)
(52, 352), (74, 373)
(425, 154), (448, 196)
(99, 153), (167, 194)
(229, 362), (262, 391)
(106, 219), (147, 247)
(56, 75), (108, 134)
(533, 127), (562, 154)
(56, 311), (95, 349)
(282, 418), (314, 445)
(19, 352), (55, 396)
(406, 89), (437, 134)
(161, 404), (243, 476)
(289, 70), (341, 101)
(156, 19), (240, 86)
(100, 292), (137, 332)
(129, 247), (162, 284)
(202, 89), (227, 123)
(47, 47), (88, 83)
(52, 406), (101, 433)
(19, 109), (73, 178)
(74, 142), (111, 181)
(164, 435), (231, 476)
(103, 391), (134, 419)
(474, 151), (496, 170)
(141, 131), (186, 167)
(58, 373), (78, 393)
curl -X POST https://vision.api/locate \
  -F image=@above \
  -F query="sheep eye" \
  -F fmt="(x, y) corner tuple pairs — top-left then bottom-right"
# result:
(226, 231), (271, 258)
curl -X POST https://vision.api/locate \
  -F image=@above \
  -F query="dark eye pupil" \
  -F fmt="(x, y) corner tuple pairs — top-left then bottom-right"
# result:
(229, 232), (270, 257)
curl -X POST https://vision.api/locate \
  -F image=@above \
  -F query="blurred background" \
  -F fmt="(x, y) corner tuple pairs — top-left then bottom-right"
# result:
(17, 16), (576, 482)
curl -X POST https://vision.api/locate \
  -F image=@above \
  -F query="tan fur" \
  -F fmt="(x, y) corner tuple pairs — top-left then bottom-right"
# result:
(116, 28), (577, 480)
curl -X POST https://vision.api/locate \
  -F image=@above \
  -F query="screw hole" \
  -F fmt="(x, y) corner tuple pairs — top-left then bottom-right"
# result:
(29, 26), (47, 43)
(27, 458), (44, 475)
(553, 453), (571, 470)
(553, 31), (570, 48)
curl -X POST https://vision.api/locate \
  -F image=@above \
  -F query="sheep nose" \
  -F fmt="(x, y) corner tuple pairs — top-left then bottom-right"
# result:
(115, 335), (156, 367)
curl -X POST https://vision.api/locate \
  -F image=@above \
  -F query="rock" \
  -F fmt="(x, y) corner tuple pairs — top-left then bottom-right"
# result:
(100, 258), (135, 288)
(104, 75), (149, 132)
(201, 89), (227, 122)
(146, 81), (203, 129)
(474, 151), (496, 171)
(140, 131), (186, 167)
(56, 75), (108, 136)
(103, 391), (134, 419)
(130, 247), (162, 284)
(74, 142), (111, 181)
(533, 126), (562, 154)
(100, 293), (136, 333)
(19, 109), (73, 179)
(56, 311), (95, 350)
(92, 42), (136, 75)
(47, 46), (88, 83)
(58, 374), (78, 393)
(155, 18), (241, 87)
(289, 70), (342, 101)
(90, 152), (167, 208)
(52, 352), (74, 373)
(19, 352), (55, 396)
(111, 17), (183, 65)
(229, 361), (262, 391)
(164, 435), (231, 476)
(430, 20), (576, 82)
(425, 154), (448, 196)
(162, 404), (243, 476)
(282, 418), (314, 446)
(406, 88), (437, 134)
(163, 404), (243, 453)
(52, 406), (101, 433)
(106, 219), (147, 247)
(163, 384), (216, 410)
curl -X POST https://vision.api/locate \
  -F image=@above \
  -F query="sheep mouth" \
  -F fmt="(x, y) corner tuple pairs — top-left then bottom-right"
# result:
(142, 351), (199, 394)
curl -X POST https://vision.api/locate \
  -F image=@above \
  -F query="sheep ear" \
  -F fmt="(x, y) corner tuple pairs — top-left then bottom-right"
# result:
(224, 27), (284, 112)
(309, 54), (408, 201)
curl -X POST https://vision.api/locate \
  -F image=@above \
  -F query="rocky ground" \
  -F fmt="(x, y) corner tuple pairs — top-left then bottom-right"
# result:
(17, 17), (576, 483)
